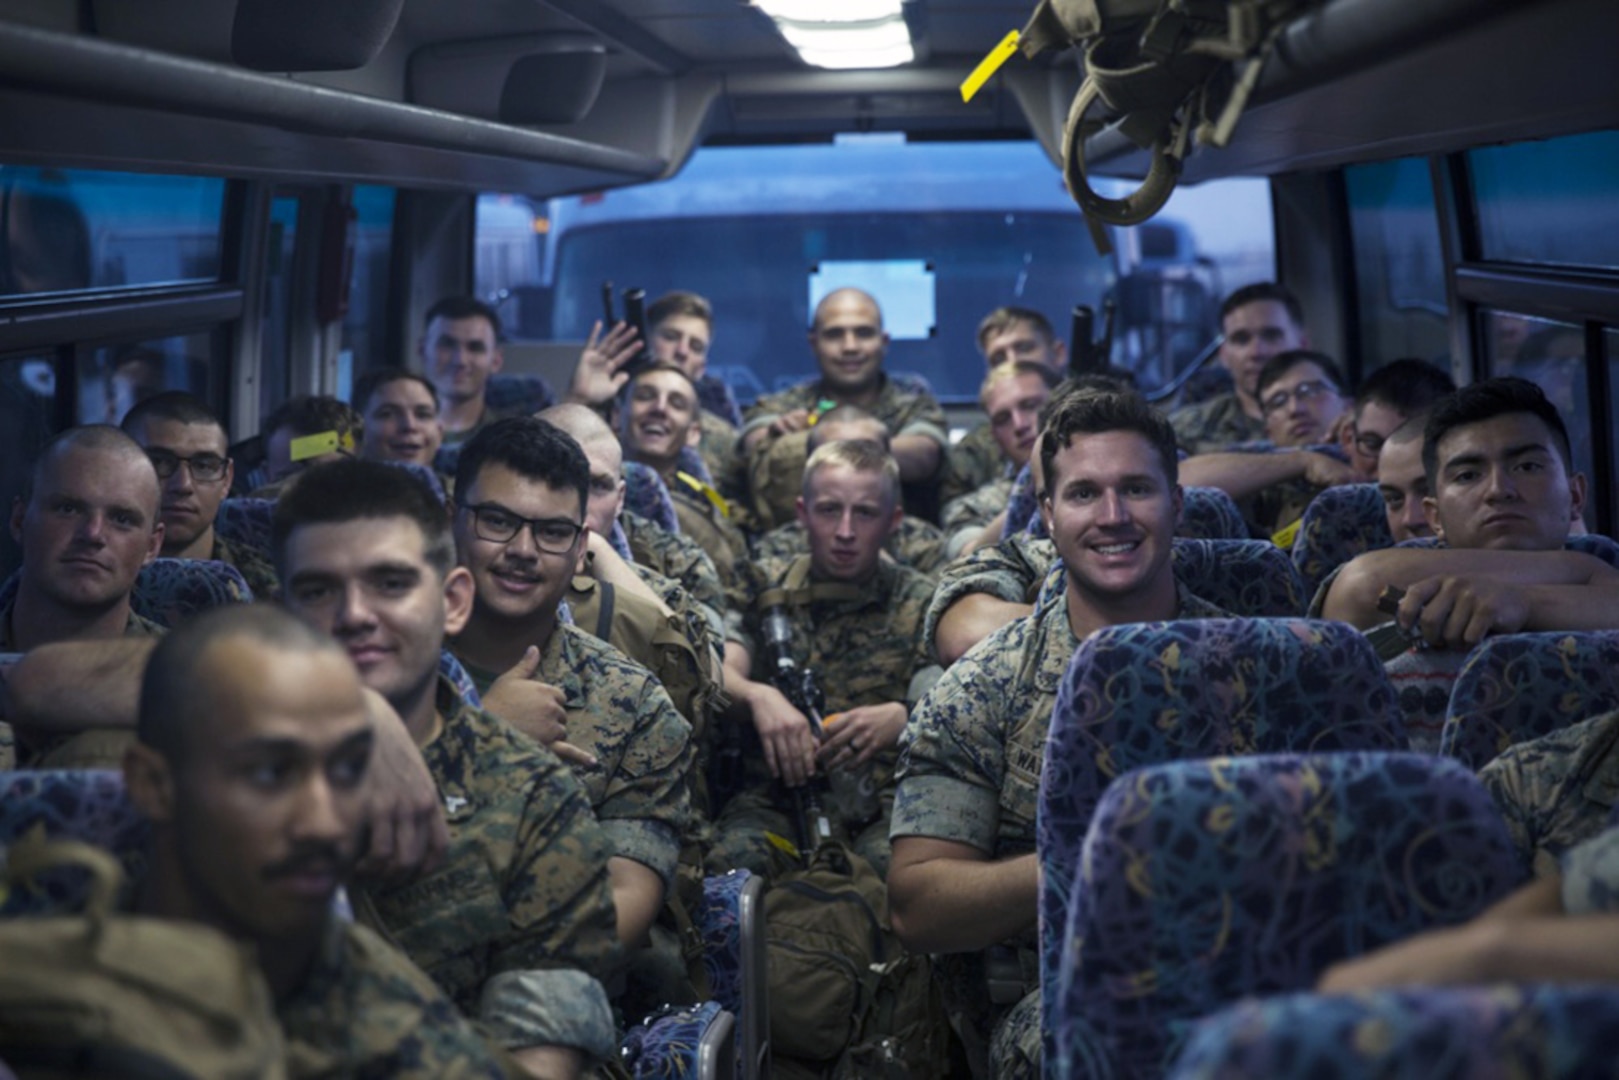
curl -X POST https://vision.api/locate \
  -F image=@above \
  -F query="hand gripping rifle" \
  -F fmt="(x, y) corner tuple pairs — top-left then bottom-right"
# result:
(760, 602), (832, 864)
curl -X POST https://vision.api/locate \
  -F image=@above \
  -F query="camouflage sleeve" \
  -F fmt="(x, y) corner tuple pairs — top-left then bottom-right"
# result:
(592, 671), (694, 887)
(741, 385), (804, 436)
(724, 559), (766, 658)
(496, 756), (624, 988)
(1306, 561), (1346, 618)
(940, 423), (1004, 507)
(1479, 743), (1553, 877)
(477, 969), (617, 1063)
(1559, 825), (1619, 914)
(921, 536), (1052, 663)
(893, 388), (949, 447)
(890, 630), (1017, 853)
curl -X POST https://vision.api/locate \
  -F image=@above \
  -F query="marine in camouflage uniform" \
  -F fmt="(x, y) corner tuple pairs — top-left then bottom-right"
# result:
(742, 375), (949, 529)
(751, 514), (949, 578)
(280, 916), (518, 1078)
(1480, 709), (1619, 880)
(357, 676), (624, 1064)
(940, 420), (1005, 506)
(1559, 823), (1619, 914)
(893, 574), (1228, 1079)
(920, 532), (1055, 664)
(213, 533), (280, 600)
(666, 470), (751, 592)
(1168, 391), (1266, 454)
(941, 474), (1015, 560)
(620, 509), (730, 637)
(708, 553), (936, 878)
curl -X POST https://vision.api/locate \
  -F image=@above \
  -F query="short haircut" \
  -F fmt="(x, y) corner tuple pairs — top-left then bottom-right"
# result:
(262, 395), (362, 443)
(647, 291), (712, 330)
(1037, 374), (1141, 431)
(272, 458), (455, 579)
(628, 361), (699, 400)
(138, 603), (341, 765)
(1422, 376), (1574, 480)
(1220, 282), (1305, 328)
(26, 425), (153, 504)
(453, 416), (590, 519)
(352, 369), (440, 414)
(802, 438), (900, 509)
(424, 295), (502, 342)
(1039, 391), (1180, 492)
(119, 391), (225, 436)
(1384, 414), (1427, 450)
(1256, 349), (1347, 401)
(1355, 359), (1456, 417)
(980, 360), (1060, 408)
(975, 306), (1057, 353)
(808, 404), (889, 452)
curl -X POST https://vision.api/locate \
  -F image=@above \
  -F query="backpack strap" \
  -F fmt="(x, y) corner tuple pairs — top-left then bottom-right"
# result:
(594, 580), (616, 643)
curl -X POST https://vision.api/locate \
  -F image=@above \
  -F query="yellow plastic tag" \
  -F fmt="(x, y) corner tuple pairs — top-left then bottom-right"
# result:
(961, 30), (1021, 103)
(675, 471), (732, 520)
(1271, 518), (1302, 551)
(290, 429), (355, 462)
(764, 832), (800, 859)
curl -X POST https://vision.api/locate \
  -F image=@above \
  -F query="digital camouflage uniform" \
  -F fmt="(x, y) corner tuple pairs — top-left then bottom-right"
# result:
(667, 472), (750, 592)
(0, 602), (165, 769)
(709, 554), (937, 879)
(920, 532), (1055, 665)
(280, 916), (517, 1078)
(941, 420), (1005, 506)
(942, 475), (1016, 560)
(1168, 391), (1266, 454)
(620, 509), (729, 638)
(1480, 709), (1619, 880)
(741, 375), (950, 529)
(751, 515), (949, 578)
(892, 575), (1227, 1080)
(357, 678), (623, 1063)
(1559, 823), (1619, 914)
(213, 533), (280, 600)
(697, 409), (749, 512)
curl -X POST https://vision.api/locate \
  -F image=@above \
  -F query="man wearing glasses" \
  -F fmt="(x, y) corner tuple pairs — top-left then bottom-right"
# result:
(1336, 358), (1456, 480)
(121, 391), (280, 598)
(445, 416), (694, 967)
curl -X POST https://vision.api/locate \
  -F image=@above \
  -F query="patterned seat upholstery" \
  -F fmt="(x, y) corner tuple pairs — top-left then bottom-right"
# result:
(624, 461), (681, 535)
(216, 497), (275, 554)
(1177, 486), (1248, 540)
(386, 460), (448, 505)
(698, 374), (744, 429)
(620, 1001), (735, 1080)
(1055, 752), (1524, 1080)
(1169, 984), (1619, 1080)
(0, 770), (147, 917)
(484, 372), (555, 417)
(1039, 619), (1409, 1072)
(1439, 630), (1619, 770)
(1001, 463), (1042, 540)
(438, 648), (483, 710)
(699, 870), (769, 1080)
(1171, 539), (1307, 616)
(0, 558), (255, 627)
(1289, 484), (1393, 598)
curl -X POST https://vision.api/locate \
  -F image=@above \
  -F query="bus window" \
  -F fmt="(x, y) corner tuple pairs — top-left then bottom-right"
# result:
(1483, 311), (1593, 494)
(0, 353), (58, 578)
(1345, 157), (1448, 373)
(76, 330), (218, 426)
(0, 167), (224, 298)
(1470, 131), (1619, 270)
(259, 195), (301, 407)
(339, 185), (397, 378)
(1608, 328), (1619, 529)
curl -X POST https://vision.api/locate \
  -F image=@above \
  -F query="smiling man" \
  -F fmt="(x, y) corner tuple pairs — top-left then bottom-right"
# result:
(889, 391), (1227, 1080)
(354, 370), (445, 473)
(120, 392), (279, 598)
(1170, 283), (1311, 454)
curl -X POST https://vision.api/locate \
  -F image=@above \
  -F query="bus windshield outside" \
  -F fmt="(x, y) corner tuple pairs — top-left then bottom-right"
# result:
(477, 138), (1272, 404)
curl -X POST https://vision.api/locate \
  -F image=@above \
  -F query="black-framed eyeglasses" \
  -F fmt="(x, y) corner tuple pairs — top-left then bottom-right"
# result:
(146, 450), (229, 483)
(1353, 430), (1387, 457)
(461, 503), (583, 554)
(1262, 379), (1339, 415)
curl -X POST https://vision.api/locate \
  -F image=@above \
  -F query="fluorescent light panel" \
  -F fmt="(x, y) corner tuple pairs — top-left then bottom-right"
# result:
(754, 1), (915, 69)
(755, 0), (902, 22)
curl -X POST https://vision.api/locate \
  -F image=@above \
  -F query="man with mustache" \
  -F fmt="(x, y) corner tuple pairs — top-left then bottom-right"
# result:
(122, 602), (516, 1077)
(120, 391), (279, 598)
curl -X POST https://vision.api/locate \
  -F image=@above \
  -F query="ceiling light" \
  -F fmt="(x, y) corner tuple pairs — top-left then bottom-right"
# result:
(754, 0), (903, 22)
(752, 1), (916, 69)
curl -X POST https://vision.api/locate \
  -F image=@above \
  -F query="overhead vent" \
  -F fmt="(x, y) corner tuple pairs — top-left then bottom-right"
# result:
(231, 0), (405, 71)
(411, 35), (608, 126)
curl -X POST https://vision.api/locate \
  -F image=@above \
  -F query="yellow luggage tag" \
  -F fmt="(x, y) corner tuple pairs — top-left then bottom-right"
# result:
(1270, 518), (1302, 551)
(675, 471), (732, 519)
(961, 30), (1021, 103)
(289, 429), (356, 462)
(764, 832), (800, 859)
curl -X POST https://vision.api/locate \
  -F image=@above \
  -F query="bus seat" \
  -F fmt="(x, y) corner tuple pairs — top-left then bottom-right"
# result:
(677, 446), (715, 486)
(1290, 483), (1394, 598)
(607, 519), (636, 562)
(1440, 631), (1619, 770)
(0, 558), (254, 629)
(621, 1001), (735, 1080)
(484, 372), (555, 417)
(623, 461), (680, 535)
(1169, 984), (1619, 1080)
(1171, 539), (1308, 616)
(438, 648), (483, 711)
(1565, 532), (1619, 567)
(695, 870), (768, 1080)
(1039, 620), (1408, 1071)
(0, 770), (147, 918)
(698, 374), (744, 430)
(386, 460), (447, 505)
(1001, 463), (1042, 541)
(1177, 486), (1247, 540)
(1055, 753), (1523, 1080)
(216, 497), (276, 554)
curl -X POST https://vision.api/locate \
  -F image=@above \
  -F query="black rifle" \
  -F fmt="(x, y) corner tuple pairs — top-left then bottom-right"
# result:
(760, 603), (831, 864)
(599, 280), (654, 379)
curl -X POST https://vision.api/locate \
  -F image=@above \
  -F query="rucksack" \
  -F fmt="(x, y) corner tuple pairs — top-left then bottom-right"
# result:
(1019, 0), (1320, 234)
(0, 831), (288, 1079)
(763, 843), (951, 1079)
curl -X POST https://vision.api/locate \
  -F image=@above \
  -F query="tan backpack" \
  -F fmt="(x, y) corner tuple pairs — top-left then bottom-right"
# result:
(0, 831), (288, 1079)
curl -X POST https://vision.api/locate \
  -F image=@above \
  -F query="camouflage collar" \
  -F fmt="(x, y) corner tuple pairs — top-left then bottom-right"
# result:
(1029, 577), (1226, 693)
(0, 599), (162, 651)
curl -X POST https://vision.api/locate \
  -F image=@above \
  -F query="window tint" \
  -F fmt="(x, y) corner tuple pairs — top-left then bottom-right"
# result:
(1345, 157), (1449, 372)
(0, 353), (59, 578)
(76, 330), (218, 426)
(0, 167), (224, 298)
(1470, 131), (1619, 270)
(1481, 310), (1592, 491)
(339, 185), (397, 390)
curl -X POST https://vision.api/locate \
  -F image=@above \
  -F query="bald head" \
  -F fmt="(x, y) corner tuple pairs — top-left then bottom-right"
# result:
(808, 405), (890, 452)
(809, 289), (888, 396)
(536, 403), (624, 534)
(812, 288), (883, 332)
